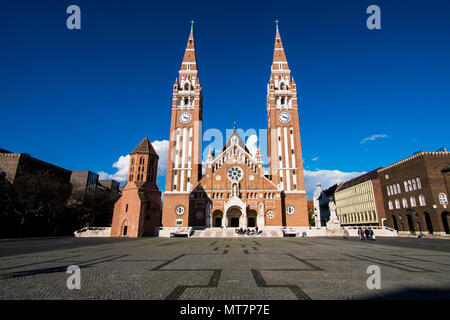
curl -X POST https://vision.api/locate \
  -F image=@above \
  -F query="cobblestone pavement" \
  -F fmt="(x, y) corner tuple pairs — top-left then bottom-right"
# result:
(0, 237), (449, 300)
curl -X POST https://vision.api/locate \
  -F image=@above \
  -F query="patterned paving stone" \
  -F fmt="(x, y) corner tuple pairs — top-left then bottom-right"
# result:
(0, 237), (449, 299)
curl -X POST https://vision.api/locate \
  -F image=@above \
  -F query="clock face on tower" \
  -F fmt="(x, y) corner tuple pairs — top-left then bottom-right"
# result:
(278, 112), (291, 123)
(179, 112), (192, 124)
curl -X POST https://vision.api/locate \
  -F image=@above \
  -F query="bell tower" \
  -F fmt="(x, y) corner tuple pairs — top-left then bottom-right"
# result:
(128, 136), (159, 188)
(164, 22), (203, 193)
(266, 22), (308, 226)
(162, 23), (203, 227)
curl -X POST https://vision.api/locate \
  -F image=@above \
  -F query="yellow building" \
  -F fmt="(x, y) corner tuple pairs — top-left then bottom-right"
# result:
(334, 169), (386, 226)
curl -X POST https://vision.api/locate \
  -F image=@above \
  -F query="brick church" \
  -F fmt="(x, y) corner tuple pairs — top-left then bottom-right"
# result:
(111, 23), (308, 236)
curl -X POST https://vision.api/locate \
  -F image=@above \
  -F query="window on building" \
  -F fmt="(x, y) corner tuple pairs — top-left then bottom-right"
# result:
(387, 186), (391, 196)
(402, 198), (408, 208)
(412, 179), (417, 190)
(388, 200), (393, 210)
(408, 180), (413, 191)
(404, 181), (409, 192)
(419, 195), (426, 206)
(439, 193), (448, 205)
(396, 183), (401, 193)
(125, 204), (128, 212)
(410, 196), (417, 207)
(395, 199), (400, 209)
(416, 177), (422, 189)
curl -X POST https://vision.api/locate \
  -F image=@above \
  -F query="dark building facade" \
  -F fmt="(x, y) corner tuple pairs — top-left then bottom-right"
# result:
(377, 151), (450, 235)
(98, 179), (120, 195)
(0, 150), (72, 237)
(69, 170), (99, 201)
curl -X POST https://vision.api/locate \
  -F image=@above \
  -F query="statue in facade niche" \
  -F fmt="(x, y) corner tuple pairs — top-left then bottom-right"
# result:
(313, 183), (322, 227)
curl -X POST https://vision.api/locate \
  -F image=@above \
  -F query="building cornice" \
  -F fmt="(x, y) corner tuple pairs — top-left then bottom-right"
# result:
(378, 151), (450, 173)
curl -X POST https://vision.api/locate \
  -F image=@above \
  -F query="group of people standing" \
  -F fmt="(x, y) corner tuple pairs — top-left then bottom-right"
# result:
(357, 227), (376, 241)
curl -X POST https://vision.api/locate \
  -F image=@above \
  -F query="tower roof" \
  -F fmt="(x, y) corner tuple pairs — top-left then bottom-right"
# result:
(272, 27), (289, 67)
(130, 136), (158, 157)
(179, 24), (198, 72)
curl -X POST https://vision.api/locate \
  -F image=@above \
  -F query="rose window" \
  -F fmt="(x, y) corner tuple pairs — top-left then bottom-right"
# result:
(227, 166), (243, 182)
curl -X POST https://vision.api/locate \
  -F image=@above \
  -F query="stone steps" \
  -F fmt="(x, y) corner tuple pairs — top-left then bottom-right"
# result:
(191, 227), (283, 238)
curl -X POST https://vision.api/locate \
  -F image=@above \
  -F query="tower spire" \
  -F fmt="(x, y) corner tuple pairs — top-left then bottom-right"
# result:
(180, 22), (197, 73)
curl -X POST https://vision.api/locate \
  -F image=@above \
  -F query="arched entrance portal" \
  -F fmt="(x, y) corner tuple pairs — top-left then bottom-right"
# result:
(247, 210), (257, 228)
(227, 207), (242, 227)
(442, 211), (450, 234)
(424, 212), (433, 234)
(212, 210), (223, 228)
(406, 214), (415, 234)
(391, 215), (398, 231)
(121, 220), (128, 236)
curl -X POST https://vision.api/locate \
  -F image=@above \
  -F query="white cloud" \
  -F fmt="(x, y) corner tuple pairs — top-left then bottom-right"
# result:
(245, 134), (258, 157)
(311, 156), (319, 161)
(360, 134), (389, 144)
(98, 139), (169, 184)
(151, 139), (169, 176)
(304, 169), (365, 199)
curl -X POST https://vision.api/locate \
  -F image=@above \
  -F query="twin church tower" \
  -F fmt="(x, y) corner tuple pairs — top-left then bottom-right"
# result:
(111, 24), (308, 237)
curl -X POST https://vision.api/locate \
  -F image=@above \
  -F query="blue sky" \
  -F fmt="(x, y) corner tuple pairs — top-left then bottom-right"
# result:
(1, 0), (449, 198)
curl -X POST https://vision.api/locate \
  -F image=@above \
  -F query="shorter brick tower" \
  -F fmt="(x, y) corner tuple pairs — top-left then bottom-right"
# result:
(111, 137), (162, 237)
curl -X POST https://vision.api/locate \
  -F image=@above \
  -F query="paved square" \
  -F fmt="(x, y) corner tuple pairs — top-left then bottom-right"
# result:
(0, 237), (449, 299)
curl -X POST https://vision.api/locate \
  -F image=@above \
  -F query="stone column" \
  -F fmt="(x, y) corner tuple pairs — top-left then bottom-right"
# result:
(205, 203), (211, 228)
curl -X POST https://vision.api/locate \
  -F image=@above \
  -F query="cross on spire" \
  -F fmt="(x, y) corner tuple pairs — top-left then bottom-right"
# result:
(190, 20), (195, 31)
(274, 18), (279, 31)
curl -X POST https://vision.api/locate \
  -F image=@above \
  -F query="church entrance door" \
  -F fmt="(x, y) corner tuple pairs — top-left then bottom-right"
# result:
(226, 207), (242, 228)
(230, 218), (239, 227)
(247, 210), (257, 228)
(212, 210), (223, 227)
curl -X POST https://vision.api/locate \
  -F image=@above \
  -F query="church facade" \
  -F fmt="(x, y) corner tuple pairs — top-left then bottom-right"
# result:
(161, 25), (309, 230)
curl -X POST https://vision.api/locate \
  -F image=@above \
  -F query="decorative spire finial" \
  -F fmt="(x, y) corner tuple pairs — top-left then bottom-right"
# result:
(233, 121), (236, 130)
(190, 20), (195, 31)
(274, 18), (279, 31)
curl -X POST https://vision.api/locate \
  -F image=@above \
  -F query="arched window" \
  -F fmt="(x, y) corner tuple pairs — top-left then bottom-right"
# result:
(419, 195), (426, 206)
(402, 198), (408, 208)
(388, 200), (393, 210)
(410, 196), (417, 207)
